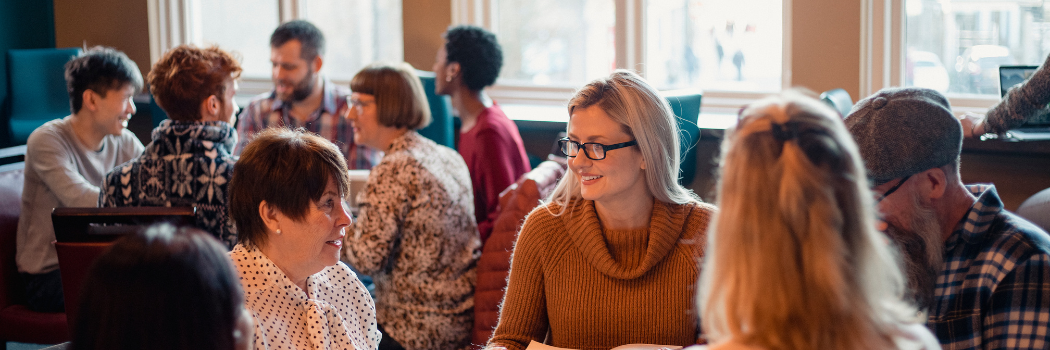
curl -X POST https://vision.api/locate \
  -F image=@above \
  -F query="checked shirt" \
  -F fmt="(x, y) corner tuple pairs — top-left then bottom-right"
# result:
(234, 79), (381, 170)
(927, 184), (1050, 350)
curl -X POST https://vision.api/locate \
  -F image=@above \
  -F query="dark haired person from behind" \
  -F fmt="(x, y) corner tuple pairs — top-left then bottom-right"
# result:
(100, 45), (242, 248)
(71, 224), (253, 350)
(433, 25), (530, 242)
(236, 19), (380, 169)
(16, 47), (145, 312)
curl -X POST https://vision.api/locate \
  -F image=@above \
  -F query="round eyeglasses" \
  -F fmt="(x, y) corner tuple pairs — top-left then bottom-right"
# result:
(558, 138), (638, 160)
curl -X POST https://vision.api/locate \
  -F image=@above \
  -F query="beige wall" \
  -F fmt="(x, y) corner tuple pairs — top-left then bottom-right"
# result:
(402, 0), (451, 71)
(790, 0), (862, 99)
(53, 0), (152, 77)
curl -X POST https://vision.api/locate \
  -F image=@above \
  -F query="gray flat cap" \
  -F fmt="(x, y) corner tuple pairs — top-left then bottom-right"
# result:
(844, 87), (962, 183)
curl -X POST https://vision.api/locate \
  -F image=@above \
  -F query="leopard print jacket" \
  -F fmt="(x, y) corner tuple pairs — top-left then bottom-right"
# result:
(344, 131), (482, 350)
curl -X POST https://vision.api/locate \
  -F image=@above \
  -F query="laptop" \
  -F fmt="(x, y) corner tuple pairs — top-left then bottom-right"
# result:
(998, 65), (1050, 141)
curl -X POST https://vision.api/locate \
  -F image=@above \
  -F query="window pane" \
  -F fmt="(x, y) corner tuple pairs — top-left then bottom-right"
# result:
(302, 0), (404, 81)
(197, 0), (279, 79)
(496, 0), (615, 86)
(646, 0), (783, 92)
(906, 0), (1050, 96)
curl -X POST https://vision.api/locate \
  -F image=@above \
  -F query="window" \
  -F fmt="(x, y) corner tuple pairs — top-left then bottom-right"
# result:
(496, 0), (616, 87)
(455, 0), (786, 107)
(904, 0), (1050, 98)
(197, 0), (280, 80)
(149, 0), (403, 94)
(300, 0), (403, 81)
(646, 0), (783, 92)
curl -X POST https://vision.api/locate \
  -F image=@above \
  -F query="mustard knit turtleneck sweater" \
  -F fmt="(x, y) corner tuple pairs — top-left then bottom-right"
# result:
(487, 198), (716, 350)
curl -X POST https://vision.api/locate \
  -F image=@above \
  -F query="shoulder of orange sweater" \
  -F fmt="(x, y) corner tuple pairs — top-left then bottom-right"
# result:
(683, 200), (717, 225)
(515, 200), (580, 246)
(663, 201), (714, 245)
(522, 200), (567, 225)
(686, 200), (718, 214)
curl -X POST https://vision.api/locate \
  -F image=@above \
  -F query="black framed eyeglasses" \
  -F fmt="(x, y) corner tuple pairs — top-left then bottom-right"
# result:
(558, 138), (638, 160)
(875, 175), (911, 203)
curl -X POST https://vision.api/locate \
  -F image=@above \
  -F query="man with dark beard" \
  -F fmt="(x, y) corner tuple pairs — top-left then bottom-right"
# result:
(235, 20), (380, 169)
(846, 87), (1050, 350)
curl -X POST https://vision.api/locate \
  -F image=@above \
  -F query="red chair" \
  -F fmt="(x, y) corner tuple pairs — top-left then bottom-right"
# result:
(52, 206), (195, 332)
(471, 160), (566, 348)
(0, 161), (70, 347)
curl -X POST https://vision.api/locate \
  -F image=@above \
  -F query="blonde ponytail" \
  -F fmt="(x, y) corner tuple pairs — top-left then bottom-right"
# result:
(699, 90), (918, 350)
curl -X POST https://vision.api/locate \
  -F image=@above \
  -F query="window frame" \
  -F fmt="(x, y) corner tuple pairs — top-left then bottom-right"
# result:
(863, 0), (1001, 115)
(147, 0), (402, 97)
(451, 0), (794, 113)
(149, 0), (293, 96)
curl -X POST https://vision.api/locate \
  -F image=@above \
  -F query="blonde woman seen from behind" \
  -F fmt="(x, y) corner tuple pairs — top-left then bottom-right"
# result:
(694, 91), (940, 350)
(485, 70), (716, 350)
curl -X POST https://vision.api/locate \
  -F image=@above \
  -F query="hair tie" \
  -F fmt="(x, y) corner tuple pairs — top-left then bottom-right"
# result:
(770, 121), (800, 142)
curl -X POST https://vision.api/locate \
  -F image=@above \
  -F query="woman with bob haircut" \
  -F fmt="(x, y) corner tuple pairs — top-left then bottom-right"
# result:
(485, 70), (716, 350)
(343, 62), (481, 350)
(229, 127), (380, 350)
(694, 91), (939, 350)
(71, 224), (253, 350)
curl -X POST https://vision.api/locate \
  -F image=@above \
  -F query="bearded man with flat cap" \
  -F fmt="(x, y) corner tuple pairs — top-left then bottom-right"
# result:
(845, 87), (1050, 350)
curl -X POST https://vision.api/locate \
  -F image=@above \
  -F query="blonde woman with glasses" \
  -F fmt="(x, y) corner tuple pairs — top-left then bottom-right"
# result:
(484, 70), (716, 350)
(693, 91), (940, 350)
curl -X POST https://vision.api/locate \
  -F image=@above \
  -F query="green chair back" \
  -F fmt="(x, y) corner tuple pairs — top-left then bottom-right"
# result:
(820, 88), (853, 118)
(416, 71), (456, 149)
(663, 89), (702, 187)
(6, 48), (81, 145)
(149, 94), (168, 128)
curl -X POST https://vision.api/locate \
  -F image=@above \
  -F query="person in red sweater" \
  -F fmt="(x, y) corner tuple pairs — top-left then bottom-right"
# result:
(432, 25), (531, 242)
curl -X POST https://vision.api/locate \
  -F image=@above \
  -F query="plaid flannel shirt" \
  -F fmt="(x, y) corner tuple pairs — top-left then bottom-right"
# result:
(927, 184), (1050, 350)
(234, 79), (381, 169)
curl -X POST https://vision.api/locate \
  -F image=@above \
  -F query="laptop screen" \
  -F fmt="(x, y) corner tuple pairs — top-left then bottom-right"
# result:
(999, 65), (1050, 127)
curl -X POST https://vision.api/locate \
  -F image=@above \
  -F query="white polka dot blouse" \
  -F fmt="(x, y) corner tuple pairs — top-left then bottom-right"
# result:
(231, 244), (382, 349)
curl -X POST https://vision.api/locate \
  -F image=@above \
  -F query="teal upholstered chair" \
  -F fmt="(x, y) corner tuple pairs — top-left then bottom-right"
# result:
(149, 94), (168, 128)
(415, 71), (456, 149)
(6, 48), (82, 145)
(820, 88), (853, 118)
(663, 89), (702, 187)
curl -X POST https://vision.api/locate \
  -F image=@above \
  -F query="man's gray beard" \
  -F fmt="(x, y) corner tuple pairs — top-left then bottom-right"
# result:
(885, 194), (944, 312)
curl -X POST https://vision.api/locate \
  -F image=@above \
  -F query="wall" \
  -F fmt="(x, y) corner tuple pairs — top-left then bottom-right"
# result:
(0, 0), (56, 146)
(790, 0), (862, 99)
(402, 0), (452, 71)
(52, 0), (151, 78)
